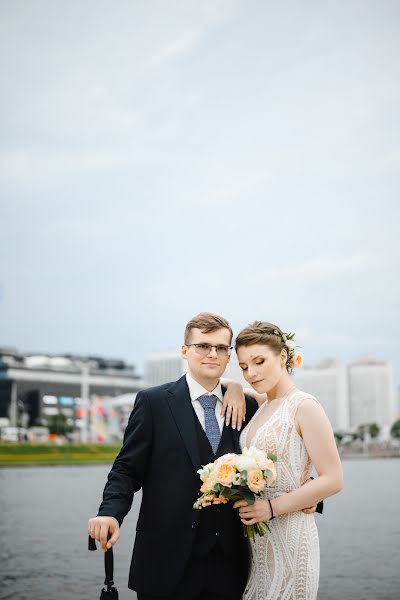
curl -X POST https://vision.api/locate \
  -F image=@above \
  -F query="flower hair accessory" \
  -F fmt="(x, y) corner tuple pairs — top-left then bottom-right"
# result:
(273, 330), (303, 370)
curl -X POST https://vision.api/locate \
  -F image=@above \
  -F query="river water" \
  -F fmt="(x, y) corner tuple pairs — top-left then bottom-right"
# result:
(0, 458), (399, 600)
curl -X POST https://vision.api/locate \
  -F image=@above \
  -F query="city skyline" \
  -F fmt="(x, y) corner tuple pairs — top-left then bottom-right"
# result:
(2, 342), (398, 389)
(1, 344), (398, 434)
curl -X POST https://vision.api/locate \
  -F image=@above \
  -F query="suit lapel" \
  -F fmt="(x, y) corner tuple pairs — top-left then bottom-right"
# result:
(215, 424), (240, 457)
(166, 375), (201, 471)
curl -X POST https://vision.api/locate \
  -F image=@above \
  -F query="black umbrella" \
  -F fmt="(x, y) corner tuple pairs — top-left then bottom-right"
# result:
(88, 535), (119, 600)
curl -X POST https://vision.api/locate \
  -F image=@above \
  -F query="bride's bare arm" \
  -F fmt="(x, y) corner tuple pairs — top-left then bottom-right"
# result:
(220, 378), (267, 429)
(235, 399), (343, 525)
(271, 398), (343, 516)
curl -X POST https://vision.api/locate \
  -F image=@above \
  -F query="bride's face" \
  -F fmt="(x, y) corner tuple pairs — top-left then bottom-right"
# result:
(237, 344), (286, 394)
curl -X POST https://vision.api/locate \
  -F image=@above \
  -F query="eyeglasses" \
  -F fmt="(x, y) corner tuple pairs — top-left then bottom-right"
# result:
(186, 343), (233, 357)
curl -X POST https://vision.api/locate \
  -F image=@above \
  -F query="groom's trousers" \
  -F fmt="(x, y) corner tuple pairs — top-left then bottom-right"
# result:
(137, 544), (244, 600)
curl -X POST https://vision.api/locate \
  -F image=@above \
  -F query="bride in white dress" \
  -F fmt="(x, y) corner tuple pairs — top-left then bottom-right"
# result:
(224, 321), (343, 600)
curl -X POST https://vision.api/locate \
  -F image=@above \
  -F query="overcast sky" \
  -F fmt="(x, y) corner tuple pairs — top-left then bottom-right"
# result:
(0, 1), (399, 383)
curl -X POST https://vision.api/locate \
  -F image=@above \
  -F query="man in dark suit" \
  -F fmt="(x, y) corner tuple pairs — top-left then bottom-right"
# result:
(88, 312), (259, 600)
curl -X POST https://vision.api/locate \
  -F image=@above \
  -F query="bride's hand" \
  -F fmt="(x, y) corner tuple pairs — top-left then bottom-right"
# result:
(233, 498), (272, 525)
(221, 382), (246, 430)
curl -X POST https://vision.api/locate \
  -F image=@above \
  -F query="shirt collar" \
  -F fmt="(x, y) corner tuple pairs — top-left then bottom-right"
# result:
(186, 372), (223, 403)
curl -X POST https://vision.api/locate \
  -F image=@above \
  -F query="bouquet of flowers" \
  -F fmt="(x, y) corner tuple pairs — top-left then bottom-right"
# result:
(193, 446), (277, 538)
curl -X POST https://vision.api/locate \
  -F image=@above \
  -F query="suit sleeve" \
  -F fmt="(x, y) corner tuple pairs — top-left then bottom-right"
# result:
(97, 390), (153, 525)
(244, 395), (259, 421)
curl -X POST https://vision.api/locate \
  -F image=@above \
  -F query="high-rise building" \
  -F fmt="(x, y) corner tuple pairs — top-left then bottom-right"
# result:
(145, 353), (186, 387)
(396, 387), (400, 420)
(348, 360), (395, 429)
(293, 359), (349, 430)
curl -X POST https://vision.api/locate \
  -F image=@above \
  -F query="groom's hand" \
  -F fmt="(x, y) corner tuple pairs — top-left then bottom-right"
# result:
(302, 505), (317, 514)
(88, 516), (120, 552)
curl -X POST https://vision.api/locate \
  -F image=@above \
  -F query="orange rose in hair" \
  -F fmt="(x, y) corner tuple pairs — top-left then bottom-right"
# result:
(293, 353), (303, 368)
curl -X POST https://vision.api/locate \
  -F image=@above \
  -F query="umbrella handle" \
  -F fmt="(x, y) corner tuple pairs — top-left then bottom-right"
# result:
(88, 535), (97, 551)
(88, 535), (115, 589)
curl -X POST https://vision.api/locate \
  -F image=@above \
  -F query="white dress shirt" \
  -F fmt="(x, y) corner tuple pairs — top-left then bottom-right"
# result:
(186, 372), (225, 433)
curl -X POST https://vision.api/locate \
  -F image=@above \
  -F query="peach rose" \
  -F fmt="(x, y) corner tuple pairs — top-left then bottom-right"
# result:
(215, 453), (237, 467)
(247, 469), (266, 493)
(200, 472), (217, 493)
(216, 463), (236, 487)
(293, 353), (303, 368)
(256, 456), (269, 470)
(200, 478), (210, 493)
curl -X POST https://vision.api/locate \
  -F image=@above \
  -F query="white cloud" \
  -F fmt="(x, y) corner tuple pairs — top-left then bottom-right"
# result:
(149, 30), (204, 66)
(148, 0), (244, 67)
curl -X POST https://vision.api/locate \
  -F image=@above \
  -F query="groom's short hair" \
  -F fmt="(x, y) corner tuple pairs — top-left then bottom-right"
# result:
(184, 312), (233, 344)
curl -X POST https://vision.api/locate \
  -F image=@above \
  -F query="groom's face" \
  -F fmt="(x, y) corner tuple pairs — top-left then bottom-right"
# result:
(182, 327), (231, 384)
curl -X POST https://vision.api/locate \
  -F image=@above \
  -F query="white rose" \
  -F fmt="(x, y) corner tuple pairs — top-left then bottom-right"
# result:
(235, 455), (259, 472)
(242, 446), (253, 456)
(243, 446), (261, 458)
(197, 462), (214, 481)
(215, 453), (237, 467)
(245, 446), (266, 461)
(285, 339), (296, 350)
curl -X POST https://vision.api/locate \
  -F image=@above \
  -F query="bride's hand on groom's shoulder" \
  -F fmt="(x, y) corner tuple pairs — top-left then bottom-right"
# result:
(221, 382), (246, 430)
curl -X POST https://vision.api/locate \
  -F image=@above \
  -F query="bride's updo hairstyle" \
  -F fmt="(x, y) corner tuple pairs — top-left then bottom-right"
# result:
(235, 321), (295, 373)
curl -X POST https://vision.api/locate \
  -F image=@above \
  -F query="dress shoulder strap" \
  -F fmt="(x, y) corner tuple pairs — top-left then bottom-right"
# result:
(287, 388), (321, 415)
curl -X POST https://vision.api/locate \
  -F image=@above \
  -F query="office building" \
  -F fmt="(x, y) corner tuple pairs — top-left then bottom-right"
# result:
(293, 359), (349, 430)
(145, 352), (186, 386)
(349, 360), (395, 429)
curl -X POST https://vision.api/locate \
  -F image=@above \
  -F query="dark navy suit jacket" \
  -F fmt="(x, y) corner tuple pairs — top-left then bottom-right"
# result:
(97, 375), (258, 596)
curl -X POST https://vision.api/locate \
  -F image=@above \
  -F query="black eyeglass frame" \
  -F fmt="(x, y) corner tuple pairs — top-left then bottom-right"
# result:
(185, 343), (233, 356)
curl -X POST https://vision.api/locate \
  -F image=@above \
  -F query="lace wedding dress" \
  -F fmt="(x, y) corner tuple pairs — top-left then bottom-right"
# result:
(239, 388), (320, 600)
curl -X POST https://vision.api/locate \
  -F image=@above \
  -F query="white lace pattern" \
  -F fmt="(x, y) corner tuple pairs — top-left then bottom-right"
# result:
(239, 389), (320, 600)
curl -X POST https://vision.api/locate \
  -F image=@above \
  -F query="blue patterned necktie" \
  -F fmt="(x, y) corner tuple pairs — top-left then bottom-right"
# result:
(198, 394), (221, 454)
